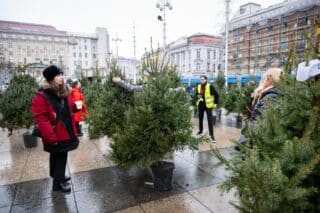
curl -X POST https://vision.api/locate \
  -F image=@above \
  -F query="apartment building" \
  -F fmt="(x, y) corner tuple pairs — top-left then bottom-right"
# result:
(0, 20), (110, 79)
(0, 20), (68, 79)
(228, 0), (320, 74)
(68, 27), (110, 79)
(167, 33), (224, 78)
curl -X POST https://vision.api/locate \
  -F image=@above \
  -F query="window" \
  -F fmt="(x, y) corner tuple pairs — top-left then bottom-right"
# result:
(213, 50), (216, 59)
(296, 32), (306, 50)
(298, 11), (308, 27)
(267, 37), (273, 53)
(85, 53), (87, 58)
(188, 50), (191, 60)
(207, 49), (211, 59)
(85, 45), (87, 50)
(255, 42), (260, 55)
(279, 55), (285, 66)
(196, 63), (200, 71)
(267, 19), (273, 31)
(236, 60), (241, 70)
(236, 47), (241, 58)
(93, 53), (96, 58)
(196, 49), (201, 59)
(281, 16), (288, 30)
(280, 36), (287, 51)
(207, 63), (210, 72)
(254, 58), (259, 67)
(79, 53), (82, 57)
(73, 52), (76, 57)
(218, 64), (221, 71)
(240, 7), (246, 14)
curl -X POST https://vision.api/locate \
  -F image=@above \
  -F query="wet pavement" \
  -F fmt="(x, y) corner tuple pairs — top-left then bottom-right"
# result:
(0, 113), (242, 213)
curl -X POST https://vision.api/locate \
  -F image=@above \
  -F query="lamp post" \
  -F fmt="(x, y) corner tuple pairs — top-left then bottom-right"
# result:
(112, 35), (122, 57)
(224, 0), (230, 88)
(156, 0), (173, 53)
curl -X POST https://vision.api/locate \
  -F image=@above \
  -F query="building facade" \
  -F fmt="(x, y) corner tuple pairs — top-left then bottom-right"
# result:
(0, 21), (68, 79)
(116, 56), (140, 83)
(228, 0), (320, 74)
(67, 27), (110, 79)
(167, 33), (224, 79)
(0, 20), (110, 80)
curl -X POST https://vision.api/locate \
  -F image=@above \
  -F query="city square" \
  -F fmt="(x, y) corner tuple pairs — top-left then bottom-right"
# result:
(1, 0), (320, 212)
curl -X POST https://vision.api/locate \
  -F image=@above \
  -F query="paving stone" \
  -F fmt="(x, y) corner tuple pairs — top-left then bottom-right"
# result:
(173, 166), (221, 191)
(11, 194), (76, 213)
(0, 184), (16, 208)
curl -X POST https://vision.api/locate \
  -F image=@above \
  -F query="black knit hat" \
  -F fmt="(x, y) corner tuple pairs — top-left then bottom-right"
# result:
(43, 65), (63, 82)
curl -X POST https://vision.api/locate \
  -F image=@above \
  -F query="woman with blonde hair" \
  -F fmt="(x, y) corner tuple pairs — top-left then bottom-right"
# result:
(249, 67), (283, 121)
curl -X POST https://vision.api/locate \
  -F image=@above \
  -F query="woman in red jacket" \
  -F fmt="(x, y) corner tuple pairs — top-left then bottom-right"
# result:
(70, 79), (88, 136)
(31, 65), (79, 193)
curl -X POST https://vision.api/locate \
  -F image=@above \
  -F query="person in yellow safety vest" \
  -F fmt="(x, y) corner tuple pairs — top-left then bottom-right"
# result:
(195, 75), (219, 143)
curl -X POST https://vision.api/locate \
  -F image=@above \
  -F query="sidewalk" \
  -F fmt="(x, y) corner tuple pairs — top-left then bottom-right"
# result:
(0, 115), (241, 213)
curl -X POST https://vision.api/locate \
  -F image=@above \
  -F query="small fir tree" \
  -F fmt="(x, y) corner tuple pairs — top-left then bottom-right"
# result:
(0, 74), (38, 131)
(84, 61), (134, 139)
(213, 32), (320, 211)
(110, 51), (200, 168)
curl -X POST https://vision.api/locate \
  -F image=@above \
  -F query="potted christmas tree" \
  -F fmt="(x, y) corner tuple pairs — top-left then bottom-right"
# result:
(109, 53), (201, 191)
(213, 31), (320, 211)
(0, 73), (38, 148)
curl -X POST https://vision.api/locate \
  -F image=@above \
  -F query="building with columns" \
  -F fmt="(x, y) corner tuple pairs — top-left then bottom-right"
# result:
(228, 0), (320, 74)
(166, 33), (224, 79)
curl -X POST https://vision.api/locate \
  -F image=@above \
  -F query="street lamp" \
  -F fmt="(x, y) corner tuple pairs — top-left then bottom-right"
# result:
(156, 0), (173, 53)
(112, 35), (122, 57)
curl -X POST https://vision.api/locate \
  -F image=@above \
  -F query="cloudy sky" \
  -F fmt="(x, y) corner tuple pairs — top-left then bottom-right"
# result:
(1, 0), (283, 58)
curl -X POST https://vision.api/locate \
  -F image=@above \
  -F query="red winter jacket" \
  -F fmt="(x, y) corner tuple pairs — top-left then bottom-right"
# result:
(31, 90), (78, 144)
(70, 87), (88, 122)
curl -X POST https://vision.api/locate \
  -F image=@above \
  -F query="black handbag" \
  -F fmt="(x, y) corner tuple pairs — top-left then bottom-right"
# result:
(43, 138), (79, 153)
(32, 124), (42, 138)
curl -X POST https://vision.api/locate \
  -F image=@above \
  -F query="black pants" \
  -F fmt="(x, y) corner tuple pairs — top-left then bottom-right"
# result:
(50, 152), (68, 184)
(76, 122), (82, 134)
(198, 103), (214, 137)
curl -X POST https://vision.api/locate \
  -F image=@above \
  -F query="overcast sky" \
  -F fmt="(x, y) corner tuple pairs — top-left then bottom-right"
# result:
(1, 0), (283, 58)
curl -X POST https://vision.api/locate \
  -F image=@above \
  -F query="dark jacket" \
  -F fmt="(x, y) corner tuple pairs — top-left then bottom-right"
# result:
(250, 86), (278, 121)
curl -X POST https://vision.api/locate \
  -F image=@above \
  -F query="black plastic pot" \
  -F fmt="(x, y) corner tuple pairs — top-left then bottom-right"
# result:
(151, 161), (175, 191)
(23, 132), (38, 148)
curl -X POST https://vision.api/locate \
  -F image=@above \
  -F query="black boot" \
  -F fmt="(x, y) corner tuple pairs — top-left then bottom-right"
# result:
(53, 182), (71, 193)
(64, 176), (71, 182)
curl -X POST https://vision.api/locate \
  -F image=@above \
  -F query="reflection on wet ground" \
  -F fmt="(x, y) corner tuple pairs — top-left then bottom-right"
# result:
(0, 113), (241, 212)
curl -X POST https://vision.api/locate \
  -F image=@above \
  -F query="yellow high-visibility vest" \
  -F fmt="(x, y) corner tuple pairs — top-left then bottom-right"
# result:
(196, 83), (214, 108)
